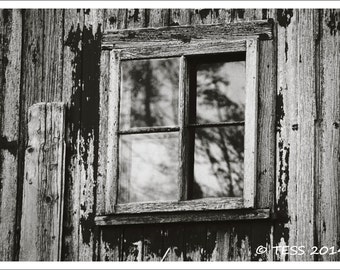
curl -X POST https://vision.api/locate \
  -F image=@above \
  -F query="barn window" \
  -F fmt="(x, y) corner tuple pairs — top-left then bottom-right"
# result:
(97, 21), (273, 224)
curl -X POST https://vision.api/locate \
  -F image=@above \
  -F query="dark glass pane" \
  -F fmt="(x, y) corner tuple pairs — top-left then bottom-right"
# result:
(118, 132), (179, 203)
(193, 126), (244, 199)
(196, 60), (245, 123)
(120, 58), (179, 129)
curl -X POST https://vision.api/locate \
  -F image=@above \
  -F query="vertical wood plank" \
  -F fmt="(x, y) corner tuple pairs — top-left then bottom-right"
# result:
(0, 9), (22, 261)
(143, 225), (163, 261)
(122, 226), (143, 261)
(99, 226), (122, 261)
(18, 9), (45, 261)
(19, 102), (65, 261)
(42, 9), (64, 102)
(207, 223), (252, 261)
(170, 9), (192, 25)
(97, 50), (110, 215)
(62, 8), (84, 261)
(147, 9), (170, 27)
(162, 224), (184, 261)
(256, 39), (276, 209)
(275, 9), (317, 261)
(244, 38), (259, 208)
(126, 9), (147, 29)
(317, 9), (340, 261)
(191, 9), (222, 25)
(184, 223), (206, 261)
(105, 50), (121, 214)
(104, 9), (127, 31)
(77, 8), (104, 261)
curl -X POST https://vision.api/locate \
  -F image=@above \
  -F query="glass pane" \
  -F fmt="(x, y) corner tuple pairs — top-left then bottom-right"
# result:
(120, 58), (180, 129)
(118, 132), (179, 203)
(193, 126), (244, 199)
(196, 60), (246, 123)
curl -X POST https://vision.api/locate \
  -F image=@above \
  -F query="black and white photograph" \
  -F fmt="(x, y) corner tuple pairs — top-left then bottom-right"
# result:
(0, 2), (340, 266)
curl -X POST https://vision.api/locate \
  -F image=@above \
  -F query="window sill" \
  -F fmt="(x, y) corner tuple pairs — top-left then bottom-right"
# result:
(95, 208), (271, 226)
(114, 197), (245, 214)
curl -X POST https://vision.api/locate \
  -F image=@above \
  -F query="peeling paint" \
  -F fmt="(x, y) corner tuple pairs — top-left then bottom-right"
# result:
(274, 139), (290, 261)
(285, 42), (288, 62)
(0, 136), (18, 157)
(62, 20), (101, 257)
(109, 16), (116, 26)
(128, 9), (140, 23)
(276, 87), (286, 134)
(326, 10), (340, 36)
(196, 9), (211, 21)
(236, 9), (245, 20)
(277, 9), (293, 28)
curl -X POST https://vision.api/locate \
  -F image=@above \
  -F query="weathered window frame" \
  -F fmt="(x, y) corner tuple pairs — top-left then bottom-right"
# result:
(96, 20), (273, 225)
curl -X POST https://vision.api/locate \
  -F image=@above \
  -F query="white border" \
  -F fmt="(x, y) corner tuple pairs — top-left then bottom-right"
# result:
(1, 261), (340, 269)
(1, 1), (340, 9)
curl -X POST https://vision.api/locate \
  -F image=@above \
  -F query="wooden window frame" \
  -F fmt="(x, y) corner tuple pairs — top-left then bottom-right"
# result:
(97, 20), (273, 225)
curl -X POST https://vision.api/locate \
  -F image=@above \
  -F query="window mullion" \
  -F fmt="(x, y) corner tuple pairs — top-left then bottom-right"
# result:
(178, 56), (189, 201)
(106, 50), (121, 213)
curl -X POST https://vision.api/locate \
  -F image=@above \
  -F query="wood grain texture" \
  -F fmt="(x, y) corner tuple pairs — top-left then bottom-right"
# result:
(105, 50), (120, 214)
(275, 9), (317, 261)
(208, 222), (253, 261)
(316, 9), (340, 261)
(143, 225), (163, 261)
(3, 8), (339, 262)
(99, 226), (122, 261)
(103, 20), (273, 47)
(244, 38), (259, 208)
(256, 39), (276, 209)
(112, 39), (247, 60)
(161, 224), (184, 261)
(77, 8), (104, 261)
(97, 50), (110, 215)
(148, 9), (170, 27)
(61, 8), (84, 261)
(179, 56), (189, 200)
(121, 226), (143, 261)
(0, 9), (22, 261)
(42, 9), (64, 102)
(95, 209), (270, 226)
(170, 9), (192, 26)
(115, 198), (244, 214)
(19, 102), (65, 261)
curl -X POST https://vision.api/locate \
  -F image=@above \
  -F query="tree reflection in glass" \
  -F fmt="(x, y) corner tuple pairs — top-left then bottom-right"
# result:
(118, 57), (180, 203)
(192, 57), (246, 199)
(120, 58), (179, 129)
(118, 132), (179, 203)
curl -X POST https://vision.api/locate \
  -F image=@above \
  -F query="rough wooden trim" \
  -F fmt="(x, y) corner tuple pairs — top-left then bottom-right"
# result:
(178, 56), (189, 201)
(0, 9), (22, 261)
(95, 208), (271, 226)
(244, 38), (259, 208)
(117, 40), (247, 60)
(105, 50), (121, 214)
(114, 197), (244, 214)
(102, 20), (273, 48)
(19, 102), (65, 261)
(119, 126), (179, 135)
(188, 121), (245, 128)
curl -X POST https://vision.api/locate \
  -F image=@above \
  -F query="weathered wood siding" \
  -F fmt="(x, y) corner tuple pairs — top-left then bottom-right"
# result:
(0, 8), (339, 261)
(19, 102), (65, 261)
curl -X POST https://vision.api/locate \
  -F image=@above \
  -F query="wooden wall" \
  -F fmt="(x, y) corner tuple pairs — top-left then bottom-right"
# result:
(0, 8), (339, 261)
